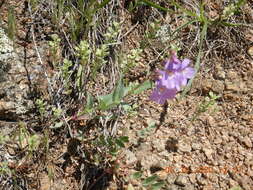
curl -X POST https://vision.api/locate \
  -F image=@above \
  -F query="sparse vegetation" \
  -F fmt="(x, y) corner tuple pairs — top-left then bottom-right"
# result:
(0, 0), (252, 189)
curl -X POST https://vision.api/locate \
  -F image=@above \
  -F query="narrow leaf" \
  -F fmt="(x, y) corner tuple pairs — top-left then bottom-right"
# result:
(131, 171), (142, 179)
(151, 182), (165, 190)
(142, 175), (158, 186)
(115, 138), (125, 148)
(112, 76), (125, 103)
(130, 80), (152, 95)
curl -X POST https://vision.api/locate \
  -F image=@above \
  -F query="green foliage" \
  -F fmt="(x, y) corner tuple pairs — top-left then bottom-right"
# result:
(104, 21), (121, 43)
(94, 135), (129, 158)
(28, 134), (40, 152)
(35, 99), (46, 118)
(75, 40), (91, 65)
(0, 133), (9, 145)
(130, 172), (165, 190)
(121, 48), (142, 74)
(93, 44), (109, 78)
(192, 91), (220, 121)
(7, 6), (16, 41)
(229, 186), (243, 190)
(137, 121), (156, 138)
(48, 34), (61, 66)
(0, 162), (12, 176)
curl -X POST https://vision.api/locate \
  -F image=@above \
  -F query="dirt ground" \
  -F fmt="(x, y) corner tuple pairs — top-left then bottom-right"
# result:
(0, 0), (252, 190)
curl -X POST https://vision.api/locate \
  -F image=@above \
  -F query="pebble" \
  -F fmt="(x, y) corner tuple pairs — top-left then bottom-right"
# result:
(175, 175), (189, 186)
(211, 80), (224, 94)
(183, 185), (195, 190)
(188, 174), (196, 183)
(202, 148), (213, 159)
(225, 81), (239, 91)
(178, 142), (192, 153)
(167, 184), (179, 190)
(124, 150), (137, 165)
(191, 143), (201, 151)
(240, 137), (252, 148)
(228, 179), (239, 188)
(247, 46), (253, 58)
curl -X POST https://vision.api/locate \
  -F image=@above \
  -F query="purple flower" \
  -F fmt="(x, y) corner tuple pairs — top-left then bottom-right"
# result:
(150, 53), (195, 104)
(160, 54), (195, 91)
(150, 81), (177, 104)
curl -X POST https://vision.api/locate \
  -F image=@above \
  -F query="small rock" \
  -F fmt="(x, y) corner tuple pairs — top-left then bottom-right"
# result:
(211, 80), (224, 94)
(239, 137), (252, 148)
(191, 143), (201, 151)
(203, 184), (215, 190)
(202, 148), (213, 159)
(152, 139), (165, 152)
(247, 46), (253, 58)
(183, 185), (195, 190)
(167, 174), (177, 184)
(226, 71), (238, 80)
(167, 184), (179, 190)
(213, 138), (222, 144)
(188, 173), (196, 183)
(178, 142), (192, 153)
(225, 82), (239, 91)
(124, 150), (137, 165)
(175, 175), (189, 186)
(228, 179), (239, 188)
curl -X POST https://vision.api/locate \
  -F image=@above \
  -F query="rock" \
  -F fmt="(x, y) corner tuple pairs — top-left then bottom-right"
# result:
(239, 137), (252, 148)
(225, 82), (239, 92)
(247, 46), (253, 58)
(228, 179), (239, 188)
(211, 80), (224, 94)
(188, 173), (196, 183)
(183, 185), (194, 190)
(0, 28), (30, 120)
(214, 68), (226, 80)
(167, 184), (180, 190)
(175, 175), (189, 186)
(152, 139), (165, 152)
(191, 143), (201, 151)
(124, 150), (137, 165)
(177, 141), (192, 153)
(203, 148), (213, 159)
(166, 174), (177, 184)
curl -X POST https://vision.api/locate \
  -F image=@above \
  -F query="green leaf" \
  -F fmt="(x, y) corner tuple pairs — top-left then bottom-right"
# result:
(119, 136), (129, 143)
(50, 121), (64, 129)
(98, 93), (114, 110)
(151, 182), (165, 190)
(142, 175), (158, 186)
(130, 80), (152, 95)
(115, 138), (125, 148)
(85, 92), (94, 113)
(112, 76), (125, 103)
(229, 186), (242, 190)
(131, 171), (142, 179)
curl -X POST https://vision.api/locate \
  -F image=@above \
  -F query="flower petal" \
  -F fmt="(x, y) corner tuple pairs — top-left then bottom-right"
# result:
(181, 59), (191, 69)
(183, 67), (195, 78)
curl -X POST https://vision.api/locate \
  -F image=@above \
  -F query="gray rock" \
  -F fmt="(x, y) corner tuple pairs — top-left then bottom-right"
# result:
(0, 28), (30, 120)
(175, 175), (189, 186)
(178, 141), (192, 153)
(124, 150), (137, 165)
(167, 184), (180, 190)
(239, 136), (252, 148)
(183, 185), (195, 190)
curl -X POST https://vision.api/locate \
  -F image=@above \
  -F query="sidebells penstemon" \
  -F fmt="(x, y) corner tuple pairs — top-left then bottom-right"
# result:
(150, 52), (195, 104)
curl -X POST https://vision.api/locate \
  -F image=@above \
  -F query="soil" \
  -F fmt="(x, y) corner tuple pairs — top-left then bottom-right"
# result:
(0, 0), (252, 190)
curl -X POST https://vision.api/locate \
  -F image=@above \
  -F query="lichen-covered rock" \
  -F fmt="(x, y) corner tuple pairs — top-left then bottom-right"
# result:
(0, 28), (31, 120)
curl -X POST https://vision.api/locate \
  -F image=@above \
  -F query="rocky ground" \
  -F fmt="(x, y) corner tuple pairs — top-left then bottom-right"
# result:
(0, 0), (253, 190)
